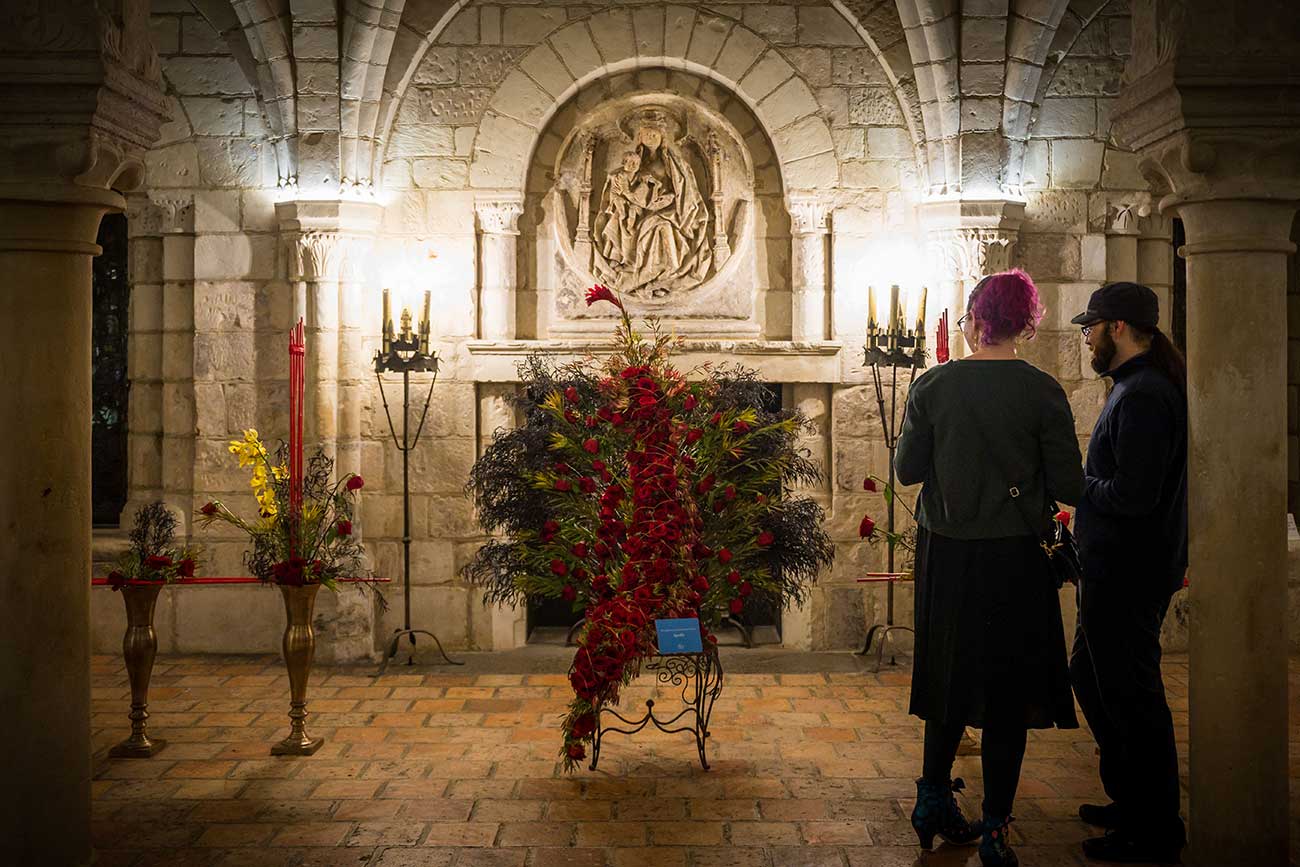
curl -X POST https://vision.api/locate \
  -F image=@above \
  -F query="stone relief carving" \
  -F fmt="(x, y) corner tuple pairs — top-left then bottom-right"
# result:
(546, 94), (754, 313)
(926, 228), (1014, 283)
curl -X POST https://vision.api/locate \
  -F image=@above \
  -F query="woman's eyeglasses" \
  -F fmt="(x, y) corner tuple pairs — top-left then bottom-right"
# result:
(956, 312), (971, 329)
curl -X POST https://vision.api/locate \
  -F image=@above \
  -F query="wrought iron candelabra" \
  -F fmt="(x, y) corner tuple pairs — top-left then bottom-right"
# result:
(374, 289), (462, 674)
(857, 285), (929, 665)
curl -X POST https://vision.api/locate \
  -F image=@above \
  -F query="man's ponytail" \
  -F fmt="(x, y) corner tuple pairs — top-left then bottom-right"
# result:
(1134, 324), (1186, 394)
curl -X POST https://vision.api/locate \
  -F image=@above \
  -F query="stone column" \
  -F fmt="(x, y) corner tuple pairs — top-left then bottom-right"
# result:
(157, 195), (196, 528)
(478, 382), (527, 649)
(475, 194), (523, 341)
(277, 199), (384, 662)
(0, 3), (169, 862)
(1179, 194), (1296, 865)
(1136, 212), (1174, 327)
(788, 195), (830, 343)
(123, 195), (165, 523)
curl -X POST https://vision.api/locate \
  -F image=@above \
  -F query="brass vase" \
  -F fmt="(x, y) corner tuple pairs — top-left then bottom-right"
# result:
(110, 583), (167, 758)
(271, 583), (324, 755)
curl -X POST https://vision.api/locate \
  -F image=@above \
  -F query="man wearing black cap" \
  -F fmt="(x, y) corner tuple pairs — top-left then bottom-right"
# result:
(1066, 282), (1188, 862)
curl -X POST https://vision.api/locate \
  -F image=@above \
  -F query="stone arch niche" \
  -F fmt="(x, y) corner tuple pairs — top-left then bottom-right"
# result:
(521, 68), (790, 339)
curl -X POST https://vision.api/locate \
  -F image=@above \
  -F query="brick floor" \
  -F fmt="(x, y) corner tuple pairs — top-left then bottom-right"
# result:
(87, 651), (1298, 866)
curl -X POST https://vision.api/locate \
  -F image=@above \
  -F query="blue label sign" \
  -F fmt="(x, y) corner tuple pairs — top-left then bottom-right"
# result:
(655, 618), (703, 654)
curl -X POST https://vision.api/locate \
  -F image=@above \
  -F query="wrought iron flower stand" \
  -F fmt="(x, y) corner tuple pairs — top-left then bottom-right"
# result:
(589, 646), (724, 772)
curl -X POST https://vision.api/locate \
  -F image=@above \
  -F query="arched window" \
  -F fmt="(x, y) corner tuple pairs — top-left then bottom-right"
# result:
(92, 212), (130, 527)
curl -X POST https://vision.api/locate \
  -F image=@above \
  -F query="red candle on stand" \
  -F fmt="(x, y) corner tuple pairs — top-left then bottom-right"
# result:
(288, 319), (305, 557)
(935, 309), (950, 364)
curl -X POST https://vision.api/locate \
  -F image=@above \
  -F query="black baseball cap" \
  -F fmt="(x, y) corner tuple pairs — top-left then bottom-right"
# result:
(1070, 281), (1159, 328)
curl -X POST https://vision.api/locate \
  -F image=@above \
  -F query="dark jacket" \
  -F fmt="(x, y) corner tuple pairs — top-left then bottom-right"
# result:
(896, 359), (1085, 540)
(1075, 352), (1188, 594)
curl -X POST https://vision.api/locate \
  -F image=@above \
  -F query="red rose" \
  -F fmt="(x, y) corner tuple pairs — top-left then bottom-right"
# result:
(685, 428), (703, 444)
(684, 395), (698, 411)
(710, 412), (723, 426)
(692, 575), (709, 592)
(739, 581), (752, 597)
(712, 500), (727, 513)
(564, 410), (578, 424)
(582, 438), (599, 454)
(591, 460), (605, 472)
(555, 479), (572, 492)
(695, 474), (715, 494)
(859, 514), (876, 538)
(724, 485), (736, 501)
(863, 477), (879, 492)
(578, 476), (596, 493)
(571, 712), (597, 738)
(566, 742), (587, 761)
(543, 520), (560, 534)
(757, 531), (775, 547)
(346, 475), (364, 491)
(107, 570), (126, 591)
(718, 548), (733, 564)
(564, 386), (580, 403)
(1054, 509), (1072, 527)
(733, 420), (750, 434)
(585, 283), (622, 309)
(200, 501), (218, 516)
(336, 520), (352, 537)
(572, 542), (588, 558)
(561, 584), (577, 601)
(611, 412), (624, 426)
(729, 598), (744, 615)
(727, 570), (741, 585)
(145, 555), (172, 572)
(178, 558), (196, 578)
(555, 462), (572, 476)
(551, 559), (568, 576)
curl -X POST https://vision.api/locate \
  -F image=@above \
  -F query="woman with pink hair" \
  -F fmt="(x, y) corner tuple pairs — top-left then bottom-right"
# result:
(895, 269), (1085, 867)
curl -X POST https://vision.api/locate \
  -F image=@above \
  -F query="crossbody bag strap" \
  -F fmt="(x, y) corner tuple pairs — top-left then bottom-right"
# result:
(959, 394), (1049, 538)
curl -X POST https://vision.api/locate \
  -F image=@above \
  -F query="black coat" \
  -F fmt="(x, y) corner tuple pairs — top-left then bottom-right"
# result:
(1075, 353), (1188, 595)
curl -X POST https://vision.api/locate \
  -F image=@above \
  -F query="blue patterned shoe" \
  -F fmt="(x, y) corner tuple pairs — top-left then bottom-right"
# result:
(910, 777), (981, 850)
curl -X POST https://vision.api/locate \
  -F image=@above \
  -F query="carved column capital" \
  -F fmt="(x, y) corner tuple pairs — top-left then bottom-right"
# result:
(149, 193), (194, 234)
(475, 194), (524, 236)
(286, 231), (372, 283)
(786, 195), (831, 235)
(0, 0), (169, 203)
(925, 228), (1016, 284)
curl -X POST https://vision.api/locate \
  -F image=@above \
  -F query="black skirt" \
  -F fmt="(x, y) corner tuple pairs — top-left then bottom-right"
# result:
(909, 526), (1078, 730)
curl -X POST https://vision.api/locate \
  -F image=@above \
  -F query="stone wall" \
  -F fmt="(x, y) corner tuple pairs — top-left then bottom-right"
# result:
(91, 0), (1237, 657)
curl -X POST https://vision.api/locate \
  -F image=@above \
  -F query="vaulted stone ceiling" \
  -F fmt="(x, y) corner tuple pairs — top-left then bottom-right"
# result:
(171, 0), (1128, 198)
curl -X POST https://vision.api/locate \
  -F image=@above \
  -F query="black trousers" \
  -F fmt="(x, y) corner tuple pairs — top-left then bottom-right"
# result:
(1069, 578), (1183, 835)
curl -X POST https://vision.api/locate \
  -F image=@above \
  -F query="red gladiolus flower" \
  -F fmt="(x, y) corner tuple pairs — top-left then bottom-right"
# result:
(178, 558), (196, 578)
(863, 477), (879, 492)
(727, 570), (741, 585)
(718, 548), (733, 564)
(551, 559), (569, 576)
(564, 386), (579, 403)
(685, 428), (702, 444)
(346, 475), (364, 491)
(200, 501), (218, 516)
(561, 584), (577, 601)
(583, 438), (599, 454)
(566, 742), (586, 761)
(585, 283), (622, 309)
(684, 394), (698, 411)
(757, 531), (775, 546)
(555, 479), (572, 492)
(859, 514), (876, 538)
(336, 519), (352, 537)
(729, 598), (745, 615)
(1054, 509), (1072, 527)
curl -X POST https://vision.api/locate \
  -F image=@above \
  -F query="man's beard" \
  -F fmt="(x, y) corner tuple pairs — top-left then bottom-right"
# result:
(1089, 327), (1117, 374)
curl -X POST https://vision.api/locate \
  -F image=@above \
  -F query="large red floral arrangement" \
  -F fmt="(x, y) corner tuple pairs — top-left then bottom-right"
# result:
(464, 285), (834, 770)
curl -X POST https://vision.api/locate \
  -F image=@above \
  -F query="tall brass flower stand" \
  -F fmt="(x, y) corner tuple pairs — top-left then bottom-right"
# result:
(271, 583), (324, 755)
(110, 583), (167, 758)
